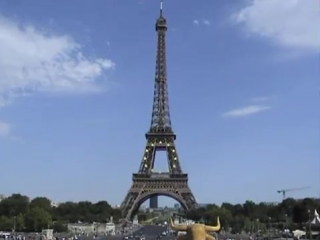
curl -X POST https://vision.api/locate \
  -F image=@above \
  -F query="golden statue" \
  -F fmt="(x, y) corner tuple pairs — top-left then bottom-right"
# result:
(170, 216), (221, 240)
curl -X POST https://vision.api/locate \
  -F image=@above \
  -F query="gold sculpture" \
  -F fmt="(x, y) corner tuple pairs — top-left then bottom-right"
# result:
(170, 216), (221, 240)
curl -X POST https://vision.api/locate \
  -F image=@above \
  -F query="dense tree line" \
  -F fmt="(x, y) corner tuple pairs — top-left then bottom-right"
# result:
(0, 194), (121, 232)
(0, 194), (319, 233)
(183, 198), (320, 234)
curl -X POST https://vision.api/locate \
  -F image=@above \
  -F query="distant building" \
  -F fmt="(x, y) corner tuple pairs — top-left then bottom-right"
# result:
(41, 229), (53, 240)
(150, 196), (158, 209)
(263, 202), (279, 206)
(68, 223), (94, 234)
(67, 222), (115, 235)
(50, 201), (60, 208)
(174, 203), (180, 209)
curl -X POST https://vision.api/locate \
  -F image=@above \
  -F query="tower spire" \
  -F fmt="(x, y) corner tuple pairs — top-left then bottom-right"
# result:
(160, 0), (163, 17)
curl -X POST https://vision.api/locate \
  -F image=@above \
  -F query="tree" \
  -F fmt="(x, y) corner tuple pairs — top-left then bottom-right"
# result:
(15, 213), (25, 231)
(243, 200), (256, 219)
(0, 193), (319, 233)
(292, 203), (308, 223)
(111, 208), (122, 223)
(53, 202), (78, 222)
(214, 207), (232, 228)
(0, 216), (12, 231)
(184, 198), (320, 233)
(30, 197), (52, 213)
(25, 207), (52, 232)
(0, 194), (29, 217)
(93, 201), (112, 222)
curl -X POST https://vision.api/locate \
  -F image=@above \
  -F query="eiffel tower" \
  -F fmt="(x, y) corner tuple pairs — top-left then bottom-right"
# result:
(120, 1), (198, 220)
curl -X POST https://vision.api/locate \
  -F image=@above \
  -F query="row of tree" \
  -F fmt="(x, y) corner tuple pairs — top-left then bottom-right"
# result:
(0, 194), (121, 232)
(183, 198), (320, 233)
(0, 194), (319, 233)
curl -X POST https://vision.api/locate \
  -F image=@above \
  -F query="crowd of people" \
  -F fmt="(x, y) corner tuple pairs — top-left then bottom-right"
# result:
(0, 223), (142, 240)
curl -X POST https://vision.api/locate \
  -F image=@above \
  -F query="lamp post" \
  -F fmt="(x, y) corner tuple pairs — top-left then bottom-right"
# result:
(256, 219), (259, 237)
(11, 209), (16, 233)
(268, 217), (271, 238)
(13, 215), (16, 232)
(284, 214), (287, 240)
(308, 210), (311, 240)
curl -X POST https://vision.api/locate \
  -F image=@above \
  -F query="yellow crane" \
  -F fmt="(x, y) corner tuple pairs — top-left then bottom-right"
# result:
(277, 187), (310, 200)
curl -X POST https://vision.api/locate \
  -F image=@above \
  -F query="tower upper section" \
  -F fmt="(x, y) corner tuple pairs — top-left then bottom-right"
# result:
(156, 1), (167, 31)
(149, 0), (172, 134)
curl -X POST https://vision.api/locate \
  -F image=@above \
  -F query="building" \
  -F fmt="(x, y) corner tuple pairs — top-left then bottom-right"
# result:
(67, 222), (115, 235)
(263, 201), (280, 206)
(41, 229), (53, 240)
(174, 203), (180, 209)
(150, 196), (158, 209)
(50, 201), (60, 208)
(68, 223), (94, 234)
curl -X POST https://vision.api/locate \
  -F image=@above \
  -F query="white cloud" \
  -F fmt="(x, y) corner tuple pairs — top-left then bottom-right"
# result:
(222, 105), (271, 117)
(0, 13), (115, 108)
(0, 121), (11, 137)
(234, 0), (319, 52)
(193, 19), (210, 26)
(203, 20), (210, 25)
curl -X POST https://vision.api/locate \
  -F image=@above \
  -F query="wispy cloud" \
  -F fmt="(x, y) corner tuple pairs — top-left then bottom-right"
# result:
(222, 105), (271, 118)
(193, 20), (199, 25)
(203, 20), (210, 25)
(233, 0), (319, 54)
(0, 121), (11, 137)
(193, 19), (211, 26)
(0, 13), (115, 109)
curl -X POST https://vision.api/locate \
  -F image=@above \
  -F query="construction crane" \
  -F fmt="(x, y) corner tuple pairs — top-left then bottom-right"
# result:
(277, 187), (310, 200)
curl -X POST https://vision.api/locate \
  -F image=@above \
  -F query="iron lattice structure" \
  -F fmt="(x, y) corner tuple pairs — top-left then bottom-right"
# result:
(120, 4), (198, 220)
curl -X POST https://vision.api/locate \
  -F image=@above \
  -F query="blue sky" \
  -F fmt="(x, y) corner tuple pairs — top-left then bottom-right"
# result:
(0, 0), (319, 207)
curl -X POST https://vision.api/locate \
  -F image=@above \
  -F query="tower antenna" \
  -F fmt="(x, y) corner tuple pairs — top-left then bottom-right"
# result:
(160, 0), (163, 17)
